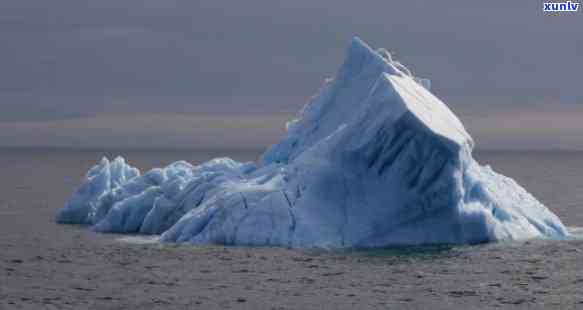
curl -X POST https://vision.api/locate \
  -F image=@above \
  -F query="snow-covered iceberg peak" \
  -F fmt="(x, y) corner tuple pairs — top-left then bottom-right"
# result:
(261, 37), (472, 165)
(56, 37), (568, 248)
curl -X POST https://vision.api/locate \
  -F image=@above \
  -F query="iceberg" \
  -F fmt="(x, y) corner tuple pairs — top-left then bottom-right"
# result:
(56, 37), (568, 248)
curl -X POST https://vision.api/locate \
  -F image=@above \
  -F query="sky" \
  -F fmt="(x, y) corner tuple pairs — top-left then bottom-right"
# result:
(1, 0), (582, 150)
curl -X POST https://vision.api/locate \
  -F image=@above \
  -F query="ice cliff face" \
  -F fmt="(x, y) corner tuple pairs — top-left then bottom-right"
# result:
(56, 37), (568, 248)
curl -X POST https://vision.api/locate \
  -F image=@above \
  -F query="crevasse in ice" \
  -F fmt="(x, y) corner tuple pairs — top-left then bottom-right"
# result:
(56, 38), (568, 248)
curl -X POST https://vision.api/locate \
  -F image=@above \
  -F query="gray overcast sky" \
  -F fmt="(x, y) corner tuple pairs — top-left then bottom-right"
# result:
(1, 0), (582, 149)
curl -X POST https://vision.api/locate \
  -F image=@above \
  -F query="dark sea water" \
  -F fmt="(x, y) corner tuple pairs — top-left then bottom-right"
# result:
(1, 147), (582, 309)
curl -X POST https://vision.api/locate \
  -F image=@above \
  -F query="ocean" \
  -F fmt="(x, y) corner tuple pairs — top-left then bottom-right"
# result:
(1, 147), (582, 309)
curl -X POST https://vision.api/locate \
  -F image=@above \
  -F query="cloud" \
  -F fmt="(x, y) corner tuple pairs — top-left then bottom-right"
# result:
(0, 0), (582, 148)
(0, 113), (289, 149)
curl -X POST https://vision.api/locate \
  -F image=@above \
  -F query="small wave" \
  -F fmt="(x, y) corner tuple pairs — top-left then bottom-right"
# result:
(567, 226), (583, 239)
(117, 236), (160, 244)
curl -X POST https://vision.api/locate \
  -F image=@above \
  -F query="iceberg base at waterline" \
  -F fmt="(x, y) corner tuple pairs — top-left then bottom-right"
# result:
(56, 37), (568, 249)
